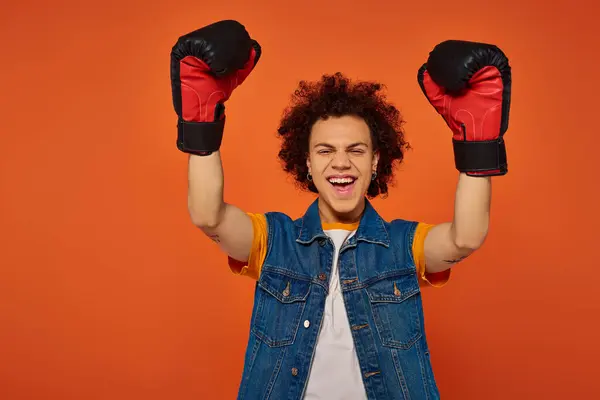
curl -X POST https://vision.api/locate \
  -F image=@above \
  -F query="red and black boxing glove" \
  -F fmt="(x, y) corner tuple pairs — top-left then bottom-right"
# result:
(170, 20), (261, 155)
(417, 40), (512, 176)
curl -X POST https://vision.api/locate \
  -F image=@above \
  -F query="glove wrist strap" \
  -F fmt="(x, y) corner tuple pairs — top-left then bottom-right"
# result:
(453, 138), (507, 175)
(177, 117), (225, 156)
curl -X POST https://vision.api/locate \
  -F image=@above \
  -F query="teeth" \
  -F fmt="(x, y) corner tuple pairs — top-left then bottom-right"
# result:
(328, 177), (354, 184)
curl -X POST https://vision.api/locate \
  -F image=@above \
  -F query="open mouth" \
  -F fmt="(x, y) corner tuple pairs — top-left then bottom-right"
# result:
(327, 175), (357, 197)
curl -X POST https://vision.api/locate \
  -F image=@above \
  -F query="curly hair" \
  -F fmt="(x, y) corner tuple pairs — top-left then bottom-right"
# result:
(277, 72), (411, 198)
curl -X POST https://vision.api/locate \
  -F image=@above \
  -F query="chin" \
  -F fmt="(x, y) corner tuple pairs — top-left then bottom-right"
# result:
(317, 179), (367, 218)
(328, 198), (359, 212)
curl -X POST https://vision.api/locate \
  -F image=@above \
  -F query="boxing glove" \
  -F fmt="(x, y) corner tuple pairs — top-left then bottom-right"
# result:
(170, 20), (261, 155)
(417, 40), (511, 176)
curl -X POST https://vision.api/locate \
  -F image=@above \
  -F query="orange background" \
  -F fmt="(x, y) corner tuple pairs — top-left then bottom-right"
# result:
(1, 0), (599, 399)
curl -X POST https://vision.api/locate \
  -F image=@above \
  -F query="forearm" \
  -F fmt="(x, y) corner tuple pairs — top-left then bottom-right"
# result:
(187, 152), (226, 228)
(450, 173), (491, 250)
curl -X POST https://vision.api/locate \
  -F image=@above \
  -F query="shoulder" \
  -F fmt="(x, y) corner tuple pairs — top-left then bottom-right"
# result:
(261, 211), (298, 233)
(263, 211), (296, 224)
(253, 211), (303, 242)
(389, 218), (448, 286)
(388, 218), (420, 242)
(387, 218), (435, 262)
(388, 217), (419, 229)
(246, 211), (296, 225)
(388, 218), (434, 245)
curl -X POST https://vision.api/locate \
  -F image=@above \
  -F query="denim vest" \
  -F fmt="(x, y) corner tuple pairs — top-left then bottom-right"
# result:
(236, 199), (440, 400)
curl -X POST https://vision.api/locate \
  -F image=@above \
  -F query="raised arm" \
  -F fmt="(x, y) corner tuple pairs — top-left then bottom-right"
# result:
(416, 39), (512, 273)
(186, 152), (254, 262)
(169, 20), (262, 263)
(423, 174), (491, 273)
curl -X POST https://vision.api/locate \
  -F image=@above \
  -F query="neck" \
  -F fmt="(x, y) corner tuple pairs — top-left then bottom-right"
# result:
(317, 197), (365, 224)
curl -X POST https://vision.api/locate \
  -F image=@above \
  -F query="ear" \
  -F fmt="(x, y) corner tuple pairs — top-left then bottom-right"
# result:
(372, 151), (379, 173)
(306, 153), (312, 174)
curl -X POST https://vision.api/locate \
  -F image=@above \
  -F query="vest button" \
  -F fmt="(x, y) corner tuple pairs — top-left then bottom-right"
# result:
(318, 238), (326, 246)
(318, 273), (326, 281)
(291, 367), (298, 376)
(303, 320), (310, 328)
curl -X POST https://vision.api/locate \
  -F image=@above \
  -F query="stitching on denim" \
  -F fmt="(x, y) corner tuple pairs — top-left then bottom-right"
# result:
(391, 349), (412, 399)
(263, 345), (287, 399)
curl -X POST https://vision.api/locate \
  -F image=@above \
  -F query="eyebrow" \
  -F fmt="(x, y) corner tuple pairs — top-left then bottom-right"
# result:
(313, 142), (369, 149)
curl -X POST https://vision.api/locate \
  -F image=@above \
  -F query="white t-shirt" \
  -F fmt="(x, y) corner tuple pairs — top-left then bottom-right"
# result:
(303, 227), (367, 400)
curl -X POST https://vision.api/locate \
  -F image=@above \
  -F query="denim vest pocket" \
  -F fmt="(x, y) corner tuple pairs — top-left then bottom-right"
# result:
(251, 268), (311, 348)
(366, 273), (422, 350)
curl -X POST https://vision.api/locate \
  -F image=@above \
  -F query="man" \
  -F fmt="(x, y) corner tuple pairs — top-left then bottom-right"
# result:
(170, 20), (511, 399)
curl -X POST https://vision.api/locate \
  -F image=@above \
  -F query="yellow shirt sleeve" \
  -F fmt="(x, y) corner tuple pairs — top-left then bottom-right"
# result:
(228, 213), (268, 280)
(412, 223), (451, 287)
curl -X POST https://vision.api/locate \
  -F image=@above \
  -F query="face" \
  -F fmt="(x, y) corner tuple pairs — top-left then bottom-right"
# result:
(307, 115), (379, 223)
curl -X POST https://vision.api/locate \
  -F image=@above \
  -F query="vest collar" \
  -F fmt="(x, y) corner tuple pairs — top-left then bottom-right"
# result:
(295, 198), (390, 247)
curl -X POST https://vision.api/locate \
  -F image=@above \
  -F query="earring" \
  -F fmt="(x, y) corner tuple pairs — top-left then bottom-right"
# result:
(371, 171), (377, 181)
(307, 172), (312, 181)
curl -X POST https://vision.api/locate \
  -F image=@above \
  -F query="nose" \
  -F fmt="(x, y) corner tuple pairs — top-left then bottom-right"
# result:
(331, 151), (351, 169)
